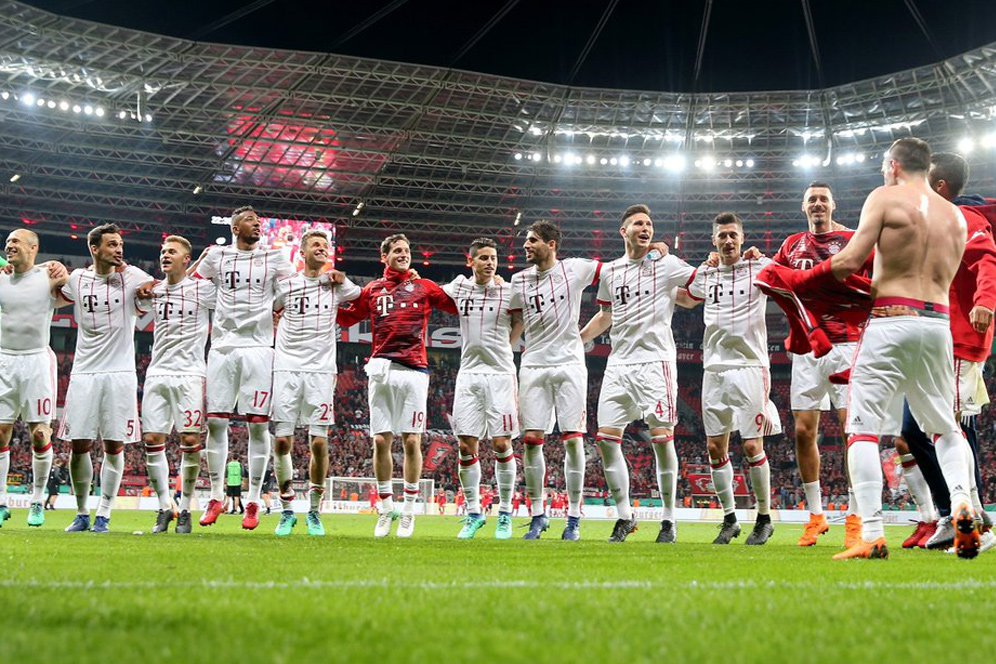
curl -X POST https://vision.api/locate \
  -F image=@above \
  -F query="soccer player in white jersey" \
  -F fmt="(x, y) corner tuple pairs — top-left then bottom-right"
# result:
(685, 213), (780, 545)
(56, 224), (153, 533)
(579, 205), (695, 544)
(442, 237), (523, 540)
(0, 229), (67, 528)
(193, 205), (295, 531)
(271, 229), (360, 538)
(137, 236), (216, 534)
(509, 220), (601, 541)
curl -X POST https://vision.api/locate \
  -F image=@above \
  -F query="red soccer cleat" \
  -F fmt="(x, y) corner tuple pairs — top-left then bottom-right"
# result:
(915, 521), (937, 549)
(199, 499), (225, 527)
(242, 502), (260, 530)
(902, 521), (932, 549)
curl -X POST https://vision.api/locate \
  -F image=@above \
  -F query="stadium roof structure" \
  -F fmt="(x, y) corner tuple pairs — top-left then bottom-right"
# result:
(2, 0), (996, 266)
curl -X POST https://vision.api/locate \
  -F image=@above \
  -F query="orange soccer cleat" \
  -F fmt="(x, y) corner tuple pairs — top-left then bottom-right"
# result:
(832, 537), (889, 560)
(953, 503), (980, 560)
(198, 499), (225, 527)
(844, 514), (863, 549)
(797, 513), (830, 546)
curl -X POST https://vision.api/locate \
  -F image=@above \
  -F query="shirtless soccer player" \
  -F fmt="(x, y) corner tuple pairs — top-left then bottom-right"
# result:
(511, 220), (601, 541)
(336, 233), (458, 538)
(580, 205), (693, 544)
(774, 182), (867, 548)
(271, 230), (360, 537)
(0, 229), (67, 528)
(58, 224), (153, 534)
(194, 206), (295, 530)
(685, 213), (780, 545)
(138, 236), (216, 534)
(806, 137), (975, 560)
(442, 238), (523, 540)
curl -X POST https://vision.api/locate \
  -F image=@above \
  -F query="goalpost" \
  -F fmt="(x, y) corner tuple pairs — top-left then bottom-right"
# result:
(328, 477), (436, 515)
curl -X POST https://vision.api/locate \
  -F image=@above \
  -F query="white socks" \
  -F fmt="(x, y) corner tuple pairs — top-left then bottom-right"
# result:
(378, 481), (394, 514)
(523, 435), (546, 517)
(70, 451), (93, 514)
(309, 483), (324, 511)
(402, 481), (419, 515)
(96, 450), (124, 519)
(597, 433), (631, 520)
(204, 417), (230, 501)
(563, 435), (585, 518)
(0, 446), (9, 505)
(31, 444), (53, 503)
(179, 447), (201, 512)
(274, 449), (294, 510)
(494, 449), (516, 513)
(899, 453), (937, 522)
(803, 480), (824, 516)
(847, 436), (884, 541)
(145, 446), (172, 511)
(934, 432), (973, 510)
(458, 455), (482, 514)
(652, 435), (678, 522)
(747, 452), (770, 516)
(246, 423), (271, 503)
(710, 456), (735, 515)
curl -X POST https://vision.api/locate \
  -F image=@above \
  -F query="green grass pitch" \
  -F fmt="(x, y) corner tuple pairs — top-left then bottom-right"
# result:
(1, 509), (993, 663)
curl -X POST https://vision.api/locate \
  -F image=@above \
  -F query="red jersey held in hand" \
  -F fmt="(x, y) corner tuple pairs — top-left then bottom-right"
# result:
(773, 230), (870, 344)
(336, 267), (458, 370)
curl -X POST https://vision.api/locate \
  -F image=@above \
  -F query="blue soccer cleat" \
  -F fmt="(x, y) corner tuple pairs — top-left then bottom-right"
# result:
(65, 514), (91, 533)
(495, 511), (513, 540)
(92, 516), (110, 534)
(523, 514), (549, 540)
(561, 515), (581, 541)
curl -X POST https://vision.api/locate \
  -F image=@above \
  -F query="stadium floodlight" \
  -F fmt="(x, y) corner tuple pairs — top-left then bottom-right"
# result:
(957, 137), (974, 154)
(609, 157), (617, 166)
(654, 157), (664, 167)
(46, 99), (56, 109)
(118, 110), (127, 119)
(643, 158), (651, 166)
(586, 154), (596, 165)
(698, 155), (715, 171)
(192, 185), (203, 195)
(746, 158), (755, 167)
(665, 154), (686, 172)
(600, 157), (608, 165)
(619, 155), (630, 167)
(531, 152), (542, 162)
(9, 173), (21, 183)
(21, 92), (35, 106)
(723, 158), (733, 168)
(513, 152), (523, 160)
(735, 159), (744, 167)
(95, 107), (105, 117)
(144, 113), (152, 122)
(981, 133), (996, 149)
(0, 91), (8, 100)
(83, 105), (93, 115)
(58, 100), (69, 111)
(352, 200), (365, 217)
(72, 104), (81, 113)
(36, 97), (45, 107)
(215, 237), (227, 245)
(552, 154), (562, 163)
(513, 211), (522, 226)
(854, 154), (865, 163)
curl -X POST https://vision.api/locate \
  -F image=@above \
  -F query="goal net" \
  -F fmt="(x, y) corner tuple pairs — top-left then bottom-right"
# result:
(328, 477), (436, 515)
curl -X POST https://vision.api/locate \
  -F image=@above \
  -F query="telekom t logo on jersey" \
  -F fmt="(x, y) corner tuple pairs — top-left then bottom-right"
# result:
(708, 283), (724, 304)
(614, 285), (631, 306)
(793, 259), (815, 270)
(460, 298), (478, 316)
(528, 293), (545, 313)
(376, 293), (394, 317)
(223, 270), (241, 290)
(81, 294), (100, 313)
(156, 300), (176, 320)
(293, 295), (310, 315)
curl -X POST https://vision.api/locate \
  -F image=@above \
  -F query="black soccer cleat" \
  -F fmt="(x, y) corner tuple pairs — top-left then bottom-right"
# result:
(151, 509), (175, 534)
(175, 510), (192, 534)
(608, 518), (638, 543)
(655, 519), (677, 544)
(745, 515), (774, 546)
(712, 515), (742, 544)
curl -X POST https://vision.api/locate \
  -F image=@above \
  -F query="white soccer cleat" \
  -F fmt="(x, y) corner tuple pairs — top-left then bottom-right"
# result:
(979, 530), (996, 555)
(396, 513), (415, 538)
(374, 511), (396, 538)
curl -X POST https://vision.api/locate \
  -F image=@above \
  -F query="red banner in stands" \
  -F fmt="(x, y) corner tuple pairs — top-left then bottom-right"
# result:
(423, 441), (453, 471)
(687, 472), (749, 496)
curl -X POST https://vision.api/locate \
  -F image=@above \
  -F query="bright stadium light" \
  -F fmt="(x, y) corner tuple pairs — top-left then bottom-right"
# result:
(215, 237), (227, 245)
(46, 99), (56, 109)
(72, 104), (81, 113)
(513, 152), (523, 160)
(531, 152), (542, 162)
(21, 92), (35, 106)
(586, 154), (596, 165)
(609, 157), (617, 166)
(735, 159), (743, 167)
(118, 110), (127, 119)
(83, 104), (93, 115)
(746, 158), (755, 167)
(854, 154), (865, 163)
(58, 100), (69, 111)
(0, 91), (9, 100)
(600, 157), (608, 165)
(643, 158), (651, 166)
(723, 158), (733, 168)
(618, 155), (630, 167)
(957, 137), (974, 154)
(552, 154), (562, 163)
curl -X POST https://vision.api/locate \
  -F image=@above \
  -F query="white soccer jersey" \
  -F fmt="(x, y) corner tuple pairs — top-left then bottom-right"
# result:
(273, 274), (361, 373)
(596, 254), (695, 366)
(138, 277), (216, 378)
(0, 267), (55, 352)
(443, 274), (516, 374)
(194, 246), (294, 349)
(510, 258), (600, 367)
(687, 257), (772, 371)
(61, 265), (152, 374)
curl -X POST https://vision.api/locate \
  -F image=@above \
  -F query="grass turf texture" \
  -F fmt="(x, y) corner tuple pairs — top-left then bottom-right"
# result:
(1, 510), (993, 663)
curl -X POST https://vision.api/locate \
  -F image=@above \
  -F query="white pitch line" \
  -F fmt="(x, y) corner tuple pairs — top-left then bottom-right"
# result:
(2, 578), (996, 592)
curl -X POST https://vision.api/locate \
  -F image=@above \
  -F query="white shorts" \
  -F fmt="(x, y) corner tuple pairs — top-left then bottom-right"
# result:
(272, 371), (336, 436)
(368, 363), (430, 435)
(141, 374), (206, 434)
(452, 372), (519, 440)
(954, 358), (989, 416)
(790, 342), (856, 411)
(519, 363), (587, 434)
(847, 317), (959, 437)
(206, 346), (274, 416)
(597, 361), (678, 430)
(702, 366), (783, 438)
(0, 349), (57, 424)
(58, 372), (141, 443)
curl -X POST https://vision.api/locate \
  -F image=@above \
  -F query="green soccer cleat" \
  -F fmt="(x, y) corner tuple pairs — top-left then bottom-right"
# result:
(306, 510), (325, 537)
(495, 511), (513, 540)
(457, 513), (487, 540)
(274, 510), (297, 537)
(0, 505), (10, 526)
(27, 502), (45, 527)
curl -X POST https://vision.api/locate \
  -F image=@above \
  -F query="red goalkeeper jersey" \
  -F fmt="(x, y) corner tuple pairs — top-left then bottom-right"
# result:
(336, 267), (458, 370)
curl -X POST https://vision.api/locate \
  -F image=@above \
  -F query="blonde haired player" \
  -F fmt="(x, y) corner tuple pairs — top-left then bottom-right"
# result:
(0, 229), (67, 528)
(138, 236), (216, 534)
(270, 229), (360, 537)
(580, 205), (695, 544)
(685, 212), (780, 545)
(57, 224), (154, 533)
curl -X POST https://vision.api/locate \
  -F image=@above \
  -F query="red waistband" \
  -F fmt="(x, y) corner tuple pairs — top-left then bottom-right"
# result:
(872, 297), (949, 314)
